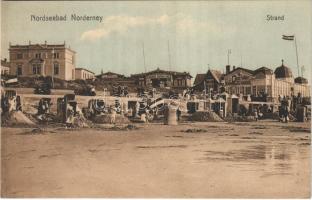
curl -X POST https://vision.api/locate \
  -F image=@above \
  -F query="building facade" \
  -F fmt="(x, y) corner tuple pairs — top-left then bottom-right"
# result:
(131, 68), (192, 89)
(9, 41), (76, 80)
(250, 67), (275, 97)
(224, 61), (310, 100)
(224, 66), (254, 95)
(195, 61), (310, 101)
(193, 69), (224, 93)
(75, 68), (95, 80)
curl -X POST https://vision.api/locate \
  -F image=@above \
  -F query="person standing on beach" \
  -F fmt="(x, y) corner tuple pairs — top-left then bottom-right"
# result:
(110, 107), (116, 124)
(254, 108), (258, 121)
(66, 106), (75, 128)
(176, 107), (181, 121)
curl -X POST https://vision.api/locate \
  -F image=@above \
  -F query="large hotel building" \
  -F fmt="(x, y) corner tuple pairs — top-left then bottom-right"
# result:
(8, 41), (76, 80)
(194, 60), (310, 100)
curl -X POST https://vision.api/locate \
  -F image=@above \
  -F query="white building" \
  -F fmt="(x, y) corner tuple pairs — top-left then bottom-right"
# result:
(224, 60), (310, 101)
(75, 68), (95, 80)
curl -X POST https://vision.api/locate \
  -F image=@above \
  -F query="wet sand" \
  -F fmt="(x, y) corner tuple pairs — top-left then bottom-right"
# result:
(1, 120), (311, 198)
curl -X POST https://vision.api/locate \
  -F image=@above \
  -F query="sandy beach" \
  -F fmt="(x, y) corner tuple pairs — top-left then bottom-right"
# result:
(1, 120), (310, 198)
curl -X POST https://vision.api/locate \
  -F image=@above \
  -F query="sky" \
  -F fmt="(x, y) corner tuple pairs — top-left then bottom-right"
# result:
(1, 1), (312, 79)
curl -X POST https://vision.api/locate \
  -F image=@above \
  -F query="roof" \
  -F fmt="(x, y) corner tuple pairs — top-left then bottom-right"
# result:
(193, 74), (206, 86)
(294, 77), (308, 84)
(253, 67), (273, 75)
(75, 68), (95, 74)
(225, 66), (275, 78)
(226, 67), (254, 76)
(9, 43), (76, 53)
(96, 71), (125, 78)
(131, 68), (192, 78)
(209, 69), (223, 83)
(274, 60), (293, 78)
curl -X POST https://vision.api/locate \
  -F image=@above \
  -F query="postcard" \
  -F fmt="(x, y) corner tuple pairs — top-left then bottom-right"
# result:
(1, 0), (311, 198)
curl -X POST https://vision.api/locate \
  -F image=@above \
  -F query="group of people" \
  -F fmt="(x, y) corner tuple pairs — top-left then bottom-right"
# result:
(65, 103), (86, 128)
(113, 85), (129, 97)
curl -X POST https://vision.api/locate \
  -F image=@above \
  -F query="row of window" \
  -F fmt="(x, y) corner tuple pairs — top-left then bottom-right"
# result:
(82, 72), (93, 79)
(230, 75), (251, 82)
(16, 52), (60, 59)
(17, 52), (75, 65)
(16, 63), (60, 76)
(32, 64), (41, 75)
(226, 85), (272, 96)
(174, 79), (186, 86)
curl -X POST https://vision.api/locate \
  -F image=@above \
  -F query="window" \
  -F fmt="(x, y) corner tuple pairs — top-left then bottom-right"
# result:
(246, 87), (251, 95)
(236, 87), (239, 94)
(17, 66), (22, 75)
(176, 79), (184, 86)
(72, 55), (75, 64)
(53, 63), (59, 75)
(17, 53), (23, 59)
(53, 52), (59, 59)
(241, 86), (244, 94)
(232, 76), (236, 82)
(37, 66), (41, 74)
(32, 64), (41, 75)
(267, 86), (271, 96)
(252, 86), (257, 95)
(33, 66), (36, 74)
(35, 53), (41, 59)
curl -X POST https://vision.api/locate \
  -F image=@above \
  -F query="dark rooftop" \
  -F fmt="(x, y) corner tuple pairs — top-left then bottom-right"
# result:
(274, 60), (293, 79)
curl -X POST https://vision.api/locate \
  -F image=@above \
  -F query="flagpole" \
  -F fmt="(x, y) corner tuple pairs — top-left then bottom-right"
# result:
(204, 80), (207, 99)
(142, 42), (146, 73)
(167, 40), (171, 71)
(294, 35), (300, 77)
(227, 49), (231, 65)
(52, 47), (54, 89)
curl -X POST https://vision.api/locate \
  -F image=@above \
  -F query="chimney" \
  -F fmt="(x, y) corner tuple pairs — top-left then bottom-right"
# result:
(226, 65), (230, 74)
(45, 40), (47, 45)
(233, 66), (236, 71)
(29, 40), (31, 45)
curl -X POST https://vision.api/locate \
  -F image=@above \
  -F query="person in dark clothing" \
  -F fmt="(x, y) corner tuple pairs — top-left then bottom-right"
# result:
(176, 108), (181, 121)
(280, 97), (289, 123)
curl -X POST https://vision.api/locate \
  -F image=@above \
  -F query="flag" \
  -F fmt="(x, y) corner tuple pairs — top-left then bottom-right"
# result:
(282, 35), (295, 40)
